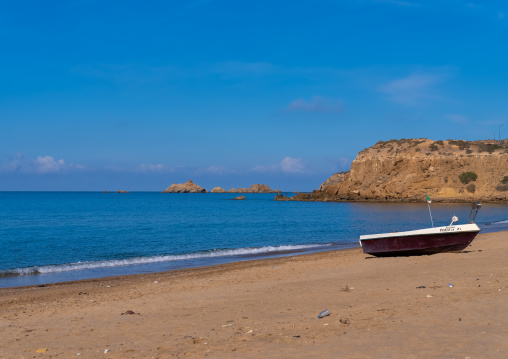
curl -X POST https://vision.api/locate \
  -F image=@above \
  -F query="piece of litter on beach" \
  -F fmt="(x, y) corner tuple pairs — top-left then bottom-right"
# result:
(36, 348), (48, 353)
(318, 309), (330, 318)
(246, 330), (253, 333)
(154, 281), (158, 283)
(447, 283), (453, 287)
(104, 348), (110, 353)
(426, 295), (433, 298)
(222, 324), (233, 327)
(416, 286), (426, 289)
(323, 323), (328, 326)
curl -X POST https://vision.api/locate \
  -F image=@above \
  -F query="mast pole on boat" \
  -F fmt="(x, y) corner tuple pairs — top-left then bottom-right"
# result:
(469, 201), (481, 223)
(426, 195), (434, 227)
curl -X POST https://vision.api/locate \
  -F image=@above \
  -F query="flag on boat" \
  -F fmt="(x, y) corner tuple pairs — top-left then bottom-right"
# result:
(426, 195), (431, 204)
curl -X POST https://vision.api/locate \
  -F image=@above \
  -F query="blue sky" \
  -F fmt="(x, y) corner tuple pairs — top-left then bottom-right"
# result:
(1, 0), (507, 191)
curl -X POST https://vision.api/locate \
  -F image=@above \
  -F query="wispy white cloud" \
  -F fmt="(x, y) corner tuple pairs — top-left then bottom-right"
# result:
(371, 0), (415, 6)
(138, 164), (168, 172)
(1, 154), (82, 174)
(379, 73), (446, 105)
(478, 120), (506, 126)
(35, 156), (66, 173)
(465, 2), (506, 21)
(287, 96), (343, 113)
(75, 61), (277, 84)
(253, 157), (308, 174)
(444, 114), (468, 125)
(251, 164), (277, 173)
(280, 157), (305, 173)
(196, 165), (238, 175)
(211, 61), (275, 75)
(328, 157), (350, 170)
(1, 153), (24, 172)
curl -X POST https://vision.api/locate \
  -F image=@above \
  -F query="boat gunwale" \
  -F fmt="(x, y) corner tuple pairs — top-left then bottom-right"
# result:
(359, 223), (481, 242)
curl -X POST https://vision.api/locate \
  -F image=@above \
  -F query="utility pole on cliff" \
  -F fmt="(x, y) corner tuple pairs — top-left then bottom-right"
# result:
(500, 124), (504, 141)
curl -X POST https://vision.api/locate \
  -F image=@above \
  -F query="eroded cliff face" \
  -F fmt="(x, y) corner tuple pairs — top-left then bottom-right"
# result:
(296, 139), (508, 202)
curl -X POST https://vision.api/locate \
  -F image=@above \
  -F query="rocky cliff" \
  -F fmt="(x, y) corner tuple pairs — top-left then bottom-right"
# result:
(318, 171), (347, 191)
(294, 139), (508, 203)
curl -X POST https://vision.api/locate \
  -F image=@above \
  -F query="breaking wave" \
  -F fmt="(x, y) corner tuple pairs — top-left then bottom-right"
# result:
(493, 219), (508, 224)
(0, 244), (330, 277)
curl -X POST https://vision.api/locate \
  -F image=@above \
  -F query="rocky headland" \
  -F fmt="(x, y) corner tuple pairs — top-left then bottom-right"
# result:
(292, 138), (508, 203)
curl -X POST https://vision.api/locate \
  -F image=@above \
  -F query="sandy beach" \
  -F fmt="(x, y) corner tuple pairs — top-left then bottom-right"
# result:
(1, 230), (507, 358)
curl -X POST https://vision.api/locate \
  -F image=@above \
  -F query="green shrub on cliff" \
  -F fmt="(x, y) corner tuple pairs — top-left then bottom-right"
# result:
(459, 171), (478, 184)
(477, 143), (502, 153)
(448, 140), (470, 150)
(502, 176), (508, 184)
(496, 183), (508, 192)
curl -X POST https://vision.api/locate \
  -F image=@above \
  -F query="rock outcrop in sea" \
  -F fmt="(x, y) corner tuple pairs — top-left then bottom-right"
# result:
(294, 138), (508, 203)
(229, 184), (280, 193)
(163, 182), (279, 194)
(212, 184), (280, 193)
(211, 187), (227, 193)
(162, 180), (208, 193)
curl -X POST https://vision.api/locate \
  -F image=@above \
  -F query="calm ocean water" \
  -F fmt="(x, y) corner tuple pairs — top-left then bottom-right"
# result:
(1, 192), (507, 288)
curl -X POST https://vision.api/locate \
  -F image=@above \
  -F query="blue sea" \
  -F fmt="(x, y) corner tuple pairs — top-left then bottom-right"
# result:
(1, 192), (507, 288)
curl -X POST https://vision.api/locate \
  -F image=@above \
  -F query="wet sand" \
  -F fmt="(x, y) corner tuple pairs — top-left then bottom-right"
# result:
(1, 230), (507, 358)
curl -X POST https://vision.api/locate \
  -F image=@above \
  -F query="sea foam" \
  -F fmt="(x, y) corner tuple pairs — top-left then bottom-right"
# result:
(0, 244), (330, 277)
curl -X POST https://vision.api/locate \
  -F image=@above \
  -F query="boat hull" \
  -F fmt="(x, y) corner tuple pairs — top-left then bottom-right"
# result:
(359, 224), (481, 257)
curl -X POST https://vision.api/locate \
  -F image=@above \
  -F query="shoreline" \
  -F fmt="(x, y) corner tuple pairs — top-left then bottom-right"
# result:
(0, 242), (359, 289)
(2, 230), (508, 358)
(2, 219), (507, 290)
(279, 193), (508, 204)
(2, 219), (507, 289)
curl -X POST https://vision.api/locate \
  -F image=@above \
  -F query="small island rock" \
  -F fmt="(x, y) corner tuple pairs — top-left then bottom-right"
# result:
(211, 187), (227, 193)
(227, 184), (280, 193)
(162, 180), (208, 193)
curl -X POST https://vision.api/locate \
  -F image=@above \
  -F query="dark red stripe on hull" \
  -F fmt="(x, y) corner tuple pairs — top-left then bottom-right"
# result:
(361, 231), (480, 257)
